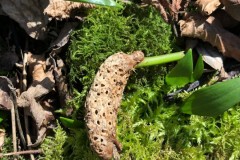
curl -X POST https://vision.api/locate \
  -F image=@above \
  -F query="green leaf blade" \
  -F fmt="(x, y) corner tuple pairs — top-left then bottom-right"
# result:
(166, 49), (193, 86)
(59, 117), (84, 129)
(192, 55), (204, 81)
(181, 77), (240, 116)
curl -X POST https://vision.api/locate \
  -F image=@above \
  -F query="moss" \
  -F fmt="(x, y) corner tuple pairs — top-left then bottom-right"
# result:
(39, 123), (67, 160)
(63, 129), (99, 160)
(67, 5), (173, 112)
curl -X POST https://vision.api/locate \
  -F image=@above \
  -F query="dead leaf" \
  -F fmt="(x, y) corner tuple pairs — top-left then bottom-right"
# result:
(0, 77), (14, 110)
(221, 0), (240, 21)
(49, 55), (72, 115)
(179, 14), (240, 61)
(17, 52), (56, 146)
(0, 0), (49, 40)
(171, 0), (182, 21)
(212, 9), (239, 28)
(196, 0), (221, 15)
(44, 0), (94, 20)
(196, 42), (228, 78)
(27, 53), (47, 82)
(49, 22), (78, 54)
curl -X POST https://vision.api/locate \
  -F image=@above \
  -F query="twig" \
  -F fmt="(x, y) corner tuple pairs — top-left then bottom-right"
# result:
(22, 50), (35, 160)
(0, 76), (18, 160)
(9, 81), (26, 149)
(11, 99), (17, 160)
(3, 75), (27, 149)
(0, 149), (42, 157)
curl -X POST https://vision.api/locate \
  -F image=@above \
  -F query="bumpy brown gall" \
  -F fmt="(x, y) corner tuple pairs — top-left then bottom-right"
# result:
(85, 51), (144, 160)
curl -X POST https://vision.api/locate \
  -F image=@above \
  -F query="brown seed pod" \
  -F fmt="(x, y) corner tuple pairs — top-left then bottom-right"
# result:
(85, 51), (144, 160)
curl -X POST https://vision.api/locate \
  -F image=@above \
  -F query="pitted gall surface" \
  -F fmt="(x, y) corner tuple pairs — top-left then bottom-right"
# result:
(85, 51), (144, 160)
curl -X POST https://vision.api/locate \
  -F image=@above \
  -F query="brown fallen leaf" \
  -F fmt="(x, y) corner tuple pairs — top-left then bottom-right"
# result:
(50, 55), (72, 115)
(196, 0), (221, 15)
(27, 53), (47, 82)
(44, 0), (94, 20)
(179, 14), (240, 61)
(196, 42), (228, 78)
(0, 0), (49, 40)
(0, 77), (14, 110)
(17, 52), (55, 146)
(49, 22), (78, 55)
(171, 0), (182, 20)
(211, 9), (239, 28)
(221, 0), (240, 21)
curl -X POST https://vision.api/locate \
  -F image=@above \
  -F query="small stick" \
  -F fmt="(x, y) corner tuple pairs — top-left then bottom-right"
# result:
(11, 101), (17, 160)
(7, 75), (27, 149)
(0, 149), (42, 157)
(0, 76), (18, 160)
(22, 51), (35, 160)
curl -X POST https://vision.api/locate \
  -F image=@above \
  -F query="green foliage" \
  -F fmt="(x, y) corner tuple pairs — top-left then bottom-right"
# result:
(166, 49), (204, 87)
(63, 129), (100, 160)
(181, 77), (240, 116)
(59, 117), (84, 129)
(40, 123), (67, 160)
(119, 90), (240, 160)
(67, 0), (122, 8)
(1, 136), (26, 160)
(68, 5), (173, 111)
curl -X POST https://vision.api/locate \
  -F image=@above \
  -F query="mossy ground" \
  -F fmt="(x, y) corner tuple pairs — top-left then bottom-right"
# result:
(41, 5), (240, 160)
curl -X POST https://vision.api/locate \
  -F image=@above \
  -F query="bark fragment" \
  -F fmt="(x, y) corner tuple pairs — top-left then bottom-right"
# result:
(85, 51), (144, 160)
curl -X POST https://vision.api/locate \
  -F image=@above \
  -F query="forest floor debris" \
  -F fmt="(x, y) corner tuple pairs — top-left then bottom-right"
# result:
(0, 0), (240, 159)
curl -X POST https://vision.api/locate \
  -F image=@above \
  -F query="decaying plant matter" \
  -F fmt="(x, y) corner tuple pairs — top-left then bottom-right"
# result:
(179, 14), (240, 61)
(0, 0), (92, 39)
(196, 0), (221, 15)
(142, 0), (190, 22)
(17, 53), (56, 147)
(0, 0), (49, 39)
(44, 0), (94, 20)
(85, 51), (144, 160)
(221, 0), (240, 21)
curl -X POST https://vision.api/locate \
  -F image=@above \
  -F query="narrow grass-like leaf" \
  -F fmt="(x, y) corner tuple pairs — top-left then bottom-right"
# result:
(181, 77), (240, 116)
(59, 117), (84, 128)
(66, 0), (123, 8)
(166, 49), (193, 86)
(192, 55), (204, 80)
